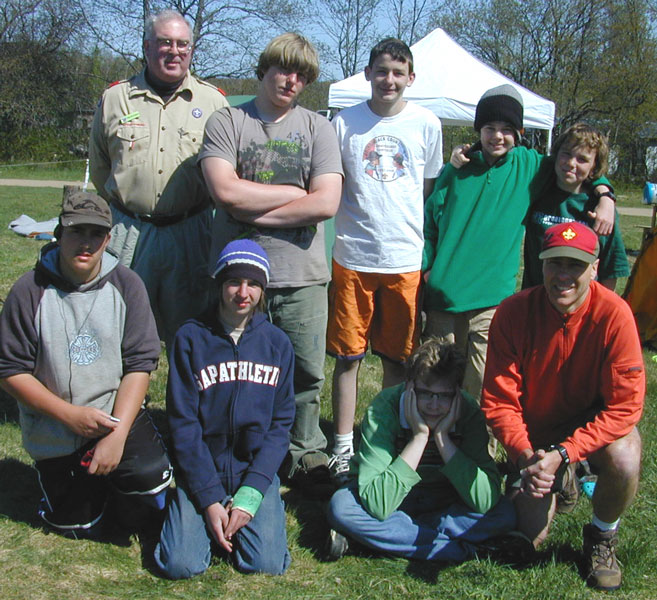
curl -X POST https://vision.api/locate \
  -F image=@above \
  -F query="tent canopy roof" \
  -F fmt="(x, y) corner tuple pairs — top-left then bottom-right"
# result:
(328, 28), (555, 131)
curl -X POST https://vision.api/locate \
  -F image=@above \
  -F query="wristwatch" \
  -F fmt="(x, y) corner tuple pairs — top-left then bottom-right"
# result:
(548, 444), (570, 465)
(596, 189), (616, 202)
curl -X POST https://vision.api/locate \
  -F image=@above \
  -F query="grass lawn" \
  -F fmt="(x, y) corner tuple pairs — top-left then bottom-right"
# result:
(0, 163), (87, 182)
(1, 183), (656, 599)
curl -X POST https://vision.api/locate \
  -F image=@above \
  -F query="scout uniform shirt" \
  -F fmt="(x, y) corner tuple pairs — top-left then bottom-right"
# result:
(89, 69), (228, 216)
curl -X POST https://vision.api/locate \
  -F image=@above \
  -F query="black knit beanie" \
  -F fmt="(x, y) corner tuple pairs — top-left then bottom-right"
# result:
(474, 84), (524, 132)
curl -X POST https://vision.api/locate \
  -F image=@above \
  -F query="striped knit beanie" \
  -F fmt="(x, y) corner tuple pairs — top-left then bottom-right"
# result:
(212, 239), (270, 289)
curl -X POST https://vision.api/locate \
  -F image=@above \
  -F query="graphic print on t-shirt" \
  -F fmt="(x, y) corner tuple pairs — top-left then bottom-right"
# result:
(238, 133), (311, 186)
(232, 132), (314, 246)
(362, 136), (409, 182)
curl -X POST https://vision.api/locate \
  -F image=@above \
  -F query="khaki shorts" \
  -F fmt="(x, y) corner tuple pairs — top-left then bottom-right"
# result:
(326, 260), (421, 362)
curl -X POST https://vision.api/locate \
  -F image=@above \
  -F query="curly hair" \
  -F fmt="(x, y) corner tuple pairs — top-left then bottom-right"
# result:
(404, 338), (466, 387)
(551, 123), (609, 181)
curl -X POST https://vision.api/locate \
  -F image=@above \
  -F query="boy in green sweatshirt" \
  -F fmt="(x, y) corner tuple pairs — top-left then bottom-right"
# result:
(422, 85), (614, 404)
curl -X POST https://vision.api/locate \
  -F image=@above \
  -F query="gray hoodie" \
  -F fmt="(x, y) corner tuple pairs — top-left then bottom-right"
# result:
(0, 243), (160, 460)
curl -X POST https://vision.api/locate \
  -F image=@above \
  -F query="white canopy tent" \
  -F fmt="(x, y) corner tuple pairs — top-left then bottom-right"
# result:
(328, 28), (556, 147)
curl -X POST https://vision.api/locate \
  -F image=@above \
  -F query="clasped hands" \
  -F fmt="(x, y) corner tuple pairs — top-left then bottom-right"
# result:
(517, 448), (564, 498)
(204, 500), (252, 553)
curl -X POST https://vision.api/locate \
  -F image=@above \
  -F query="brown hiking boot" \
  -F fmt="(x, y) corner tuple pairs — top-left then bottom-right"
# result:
(582, 524), (622, 590)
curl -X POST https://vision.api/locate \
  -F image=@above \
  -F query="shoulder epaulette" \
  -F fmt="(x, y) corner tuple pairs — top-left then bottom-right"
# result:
(217, 87), (227, 96)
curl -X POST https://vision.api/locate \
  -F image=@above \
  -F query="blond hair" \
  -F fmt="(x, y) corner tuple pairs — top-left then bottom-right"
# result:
(256, 33), (320, 84)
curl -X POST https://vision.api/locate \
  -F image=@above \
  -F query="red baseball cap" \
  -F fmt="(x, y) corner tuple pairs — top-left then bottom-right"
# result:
(539, 222), (599, 264)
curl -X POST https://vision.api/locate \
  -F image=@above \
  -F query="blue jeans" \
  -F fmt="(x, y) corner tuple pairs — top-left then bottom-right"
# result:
(267, 285), (328, 474)
(327, 485), (516, 562)
(154, 476), (290, 578)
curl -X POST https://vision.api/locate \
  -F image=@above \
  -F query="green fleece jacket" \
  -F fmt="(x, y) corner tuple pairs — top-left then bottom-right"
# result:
(422, 146), (611, 313)
(353, 384), (502, 521)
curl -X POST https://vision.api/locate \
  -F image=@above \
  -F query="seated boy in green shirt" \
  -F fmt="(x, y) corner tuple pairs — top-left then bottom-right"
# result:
(325, 339), (515, 561)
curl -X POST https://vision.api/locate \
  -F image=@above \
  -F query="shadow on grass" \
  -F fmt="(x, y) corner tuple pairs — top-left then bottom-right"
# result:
(0, 388), (19, 424)
(405, 539), (583, 583)
(0, 457), (40, 526)
(0, 455), (166, 556)
(282, 486), (331, 559)
(405, 558), (452, 582)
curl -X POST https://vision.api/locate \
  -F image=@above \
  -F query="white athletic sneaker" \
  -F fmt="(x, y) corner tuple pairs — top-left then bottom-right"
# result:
(328, 450), (353, 485)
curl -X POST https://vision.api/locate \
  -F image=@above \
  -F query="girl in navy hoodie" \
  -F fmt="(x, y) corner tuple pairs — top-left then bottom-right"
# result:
(155, 240), (295, 578)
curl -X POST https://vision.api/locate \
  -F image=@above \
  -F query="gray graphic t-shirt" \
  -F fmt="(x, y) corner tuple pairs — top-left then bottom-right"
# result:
(200, 101), (343, 287)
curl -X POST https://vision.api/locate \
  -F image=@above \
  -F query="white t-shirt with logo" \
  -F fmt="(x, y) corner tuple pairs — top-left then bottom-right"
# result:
(332, 101), (443, 273)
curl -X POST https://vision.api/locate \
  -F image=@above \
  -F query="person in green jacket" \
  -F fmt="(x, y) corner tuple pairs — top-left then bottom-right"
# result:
(325, 339), (515, 561)
(422, 85), (615, 404)
(522, 123), (629, 292)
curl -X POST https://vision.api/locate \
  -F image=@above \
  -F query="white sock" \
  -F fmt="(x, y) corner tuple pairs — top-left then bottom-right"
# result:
(592, 514), (620, 532)
(333, 432), (354, 456)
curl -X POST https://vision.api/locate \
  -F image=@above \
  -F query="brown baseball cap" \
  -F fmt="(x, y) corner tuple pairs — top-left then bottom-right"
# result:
(60, 191), (112, 229)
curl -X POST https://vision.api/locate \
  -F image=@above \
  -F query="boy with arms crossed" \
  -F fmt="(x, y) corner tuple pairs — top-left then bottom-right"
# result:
(327, 38), (443, 481)
(199, 33), (343, 497)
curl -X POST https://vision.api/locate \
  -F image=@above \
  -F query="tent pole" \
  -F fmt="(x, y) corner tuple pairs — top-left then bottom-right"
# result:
(546, 129), (553, 155)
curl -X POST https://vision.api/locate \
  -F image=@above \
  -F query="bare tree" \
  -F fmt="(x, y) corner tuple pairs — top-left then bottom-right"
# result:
(316, 0), (383, 78)
(388, 0), (433, 45)
(74, 0), (302, 79)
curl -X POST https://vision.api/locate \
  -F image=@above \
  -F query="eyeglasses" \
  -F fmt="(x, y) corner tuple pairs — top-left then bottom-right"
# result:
(415, 390), (454, 403)
(155, 38), (192, 55)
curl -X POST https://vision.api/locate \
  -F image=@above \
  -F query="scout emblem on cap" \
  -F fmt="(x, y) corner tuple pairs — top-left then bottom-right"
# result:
(192, 108), (202, 118)
(562, 226), (577, 241)
(539, 221), (600, 264)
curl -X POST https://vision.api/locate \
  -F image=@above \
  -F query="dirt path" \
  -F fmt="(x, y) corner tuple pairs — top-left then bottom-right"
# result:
(0, 179), (94, 189)
(0, 178), (653, 217)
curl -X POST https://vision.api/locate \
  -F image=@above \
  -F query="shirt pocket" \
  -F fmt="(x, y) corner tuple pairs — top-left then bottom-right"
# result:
(113, 124), (150, 166)
(177, 129), (204, 162)
(610, 362), (644, 405)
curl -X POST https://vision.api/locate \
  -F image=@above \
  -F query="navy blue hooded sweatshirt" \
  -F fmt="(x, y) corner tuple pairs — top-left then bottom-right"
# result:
(167, 308), (295, 511)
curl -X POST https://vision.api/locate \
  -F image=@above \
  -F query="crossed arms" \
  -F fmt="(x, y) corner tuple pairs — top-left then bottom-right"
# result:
(201, 156), (342, 228)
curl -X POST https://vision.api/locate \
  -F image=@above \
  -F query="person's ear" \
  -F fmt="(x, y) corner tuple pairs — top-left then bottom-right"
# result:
(591, 259), (600, 280)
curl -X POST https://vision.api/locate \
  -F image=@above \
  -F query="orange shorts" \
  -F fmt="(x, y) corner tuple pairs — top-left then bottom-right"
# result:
(326, 260), (421, 362)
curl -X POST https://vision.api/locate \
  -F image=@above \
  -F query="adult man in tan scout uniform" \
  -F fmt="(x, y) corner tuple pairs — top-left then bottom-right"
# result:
(89, 9), (228, 350)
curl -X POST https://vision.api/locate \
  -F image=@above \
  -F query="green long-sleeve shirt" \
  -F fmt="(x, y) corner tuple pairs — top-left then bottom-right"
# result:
(422, 146), (611, 313)
(353, 385), (502, 521)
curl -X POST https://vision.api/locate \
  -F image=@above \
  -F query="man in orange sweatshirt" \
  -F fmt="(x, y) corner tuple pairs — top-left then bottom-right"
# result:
(482, 221), (644, 591)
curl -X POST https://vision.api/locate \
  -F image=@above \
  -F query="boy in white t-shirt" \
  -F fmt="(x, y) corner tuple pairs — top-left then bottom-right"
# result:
(327, 38), (443, 482)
